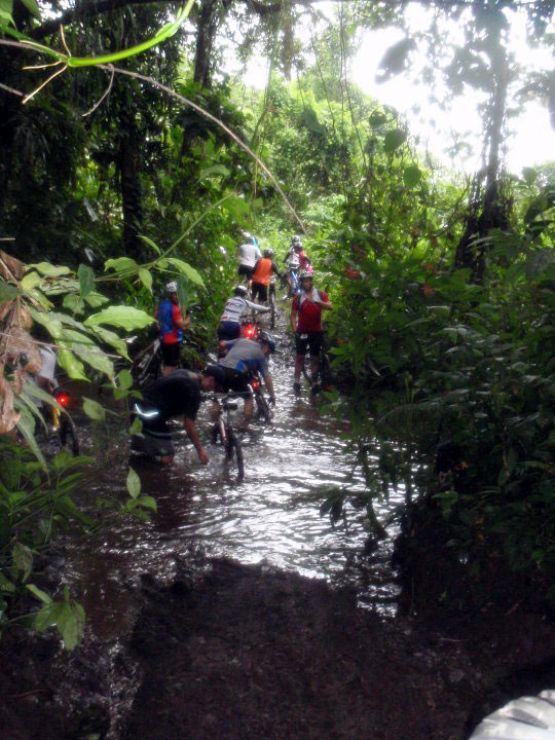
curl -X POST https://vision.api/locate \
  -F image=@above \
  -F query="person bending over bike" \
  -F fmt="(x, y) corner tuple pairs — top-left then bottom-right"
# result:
(217, 284), (270, 341)
(131, 369), (217, 465)
(156, 281), (190, 376)
(211, 332), (276, 428)
(290, 271), (332, 395)
(237, 233), (261, 285)
(251, 248), (283, 304)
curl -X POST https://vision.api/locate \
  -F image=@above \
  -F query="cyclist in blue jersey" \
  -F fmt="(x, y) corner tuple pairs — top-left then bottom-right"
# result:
(156, 281), (190, 376)
(208, 332), (276, 428)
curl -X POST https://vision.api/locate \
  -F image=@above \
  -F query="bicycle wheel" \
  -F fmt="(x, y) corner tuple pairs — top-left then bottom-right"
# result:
(224, 427), (244, 481)
(255, 392), (272, 423)
(269, 288), (276, 329)
(59, 415), (80, 455)
(319, 349), (333, 389)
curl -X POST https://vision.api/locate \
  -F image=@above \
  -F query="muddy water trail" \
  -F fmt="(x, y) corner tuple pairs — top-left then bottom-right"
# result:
(63, 323), (402, 645)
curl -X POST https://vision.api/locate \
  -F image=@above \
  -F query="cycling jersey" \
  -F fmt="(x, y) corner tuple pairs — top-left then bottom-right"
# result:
(219, 338), (268, 378)
(157, 299), (183, 345)
(292, 289), (329, 333)
(238, 242), (261, 268)
(220, 296), (268, 323)
(252, 257), (277, 286)
(142, 369), (201, 421)
(285, 249), (300, 269)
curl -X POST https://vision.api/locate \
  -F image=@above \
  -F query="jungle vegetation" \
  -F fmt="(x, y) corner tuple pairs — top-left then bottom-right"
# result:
(0, 0), (554, 642)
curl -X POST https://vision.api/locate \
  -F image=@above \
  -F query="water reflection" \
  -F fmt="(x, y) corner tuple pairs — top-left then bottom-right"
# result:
(63, 328), (402, 639)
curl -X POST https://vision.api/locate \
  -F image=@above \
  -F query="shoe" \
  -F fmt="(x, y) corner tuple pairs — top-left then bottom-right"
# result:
(293, 381), (301, 395)
(310, 382), (322, 396)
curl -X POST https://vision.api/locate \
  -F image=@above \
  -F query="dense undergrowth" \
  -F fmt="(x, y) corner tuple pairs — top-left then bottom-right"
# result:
(1, 0), (554, 645)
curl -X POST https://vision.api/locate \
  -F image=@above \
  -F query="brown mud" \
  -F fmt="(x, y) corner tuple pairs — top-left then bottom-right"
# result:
(2, 557), (555, 740)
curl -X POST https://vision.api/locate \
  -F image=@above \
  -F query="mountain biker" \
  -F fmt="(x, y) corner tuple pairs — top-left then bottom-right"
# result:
(217, 284), (270, 341)
(251, 248), (283, 303)
(211, 332), (276, 427)
(290, 271), (332, 394)
(131, 369), (218, 465)
(284, 236), (310, 296)
(156, 281), (190, 376)
(237, 233), (262, 285)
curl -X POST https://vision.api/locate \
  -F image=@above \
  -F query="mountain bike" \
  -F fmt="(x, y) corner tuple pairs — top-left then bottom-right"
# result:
(248, 372), (272, 423)
(130, 336), (205, 389)
(299, 333), (333, 396)
(37, 387), (80, 456)
(210, 393), (245, 482)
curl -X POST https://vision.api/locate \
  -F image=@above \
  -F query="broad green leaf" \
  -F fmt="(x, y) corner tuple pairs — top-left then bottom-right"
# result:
(199, 164), (230, 180)
(139, 234), (161, 255)
(85, 306), (155, 331)
(126, 467), (141, 499)
(137, 495), (157, 511)
(0, 279), (18, 303)
(84, 291), (109, 308)
(104, 257), (139, 275)
(384, 128), (407, 153)
(71, 344), (114, 378)
(138, 268), (153, 292)
(118, 369), (134, 391)
(27, 583), (52, 605)
(77, 264), (95, 297)
(129, 416), (142, 435)
(60, 328), (95, 346)
(16, 407), (46, 469)
(88, 326), (129, 359)
(20, 0), (40, 19)
(34, 597), (85, 650)
(82, 397), (106, 422)
(20, 271), (42, 292)
(27, 263), (71, 278)
(12, 542), (33, 581)
(403, 165), (422, 187)
(0, 573), (16, 593)
(63, 294), (85, 315)
(58, 348), (88, 380)
(29, 308), (63, 339)
(164, 258), (204, 287)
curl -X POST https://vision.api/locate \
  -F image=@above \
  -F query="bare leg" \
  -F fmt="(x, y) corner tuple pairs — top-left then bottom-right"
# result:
(243, 397), (254, 427)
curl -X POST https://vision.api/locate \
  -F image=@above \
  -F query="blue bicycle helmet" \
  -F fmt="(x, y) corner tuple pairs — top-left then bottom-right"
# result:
(259, 331), (277, 353)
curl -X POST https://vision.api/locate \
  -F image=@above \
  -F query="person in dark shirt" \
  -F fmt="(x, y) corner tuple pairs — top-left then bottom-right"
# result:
(131, 369), (218, 465)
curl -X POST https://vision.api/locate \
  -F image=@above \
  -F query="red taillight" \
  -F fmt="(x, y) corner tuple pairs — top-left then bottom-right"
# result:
(55, 391), (71, 408)
(250, 379), (260, 391)
(242, 324), (256, 339)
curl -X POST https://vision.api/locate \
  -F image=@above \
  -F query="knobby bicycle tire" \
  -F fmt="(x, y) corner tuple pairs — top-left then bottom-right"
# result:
(59, 415), (80, 455)
(225, 428), (244, 481)
(269, 291), (276, 329)
(255, 392), (272, 423)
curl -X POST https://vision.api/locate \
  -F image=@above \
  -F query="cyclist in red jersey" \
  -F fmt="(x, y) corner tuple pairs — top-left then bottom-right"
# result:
(290, 271), (332, 394)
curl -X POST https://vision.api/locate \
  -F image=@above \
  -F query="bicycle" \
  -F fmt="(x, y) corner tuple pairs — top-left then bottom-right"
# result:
(37, 387), (80, 456)
(298, 334), (333, 396)
(210, 393), (245, 481)
(248, 371), (272, 423)
(130, 336), (205, 389)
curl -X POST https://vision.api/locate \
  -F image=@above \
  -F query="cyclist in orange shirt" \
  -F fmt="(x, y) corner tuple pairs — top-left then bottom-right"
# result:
(251, 249), (283, 304)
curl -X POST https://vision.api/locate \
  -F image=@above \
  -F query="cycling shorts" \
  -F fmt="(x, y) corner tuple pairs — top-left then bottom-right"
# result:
(217, 321), (241, 341)
(161, 342), (180, 367)
(238, 264), (254, 279)
(251, 283), (268, 303)
(221, 367), (253, 397)
(295, 331), (323, 357)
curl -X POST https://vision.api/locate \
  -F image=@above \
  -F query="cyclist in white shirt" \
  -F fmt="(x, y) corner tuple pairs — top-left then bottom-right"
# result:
(217, 285), (269, 340)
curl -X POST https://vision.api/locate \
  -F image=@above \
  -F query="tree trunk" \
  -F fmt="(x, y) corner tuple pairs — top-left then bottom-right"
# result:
(454, 29), (510, 282)
(193, 0), (220, 89)
(118, 113), (143, 257)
